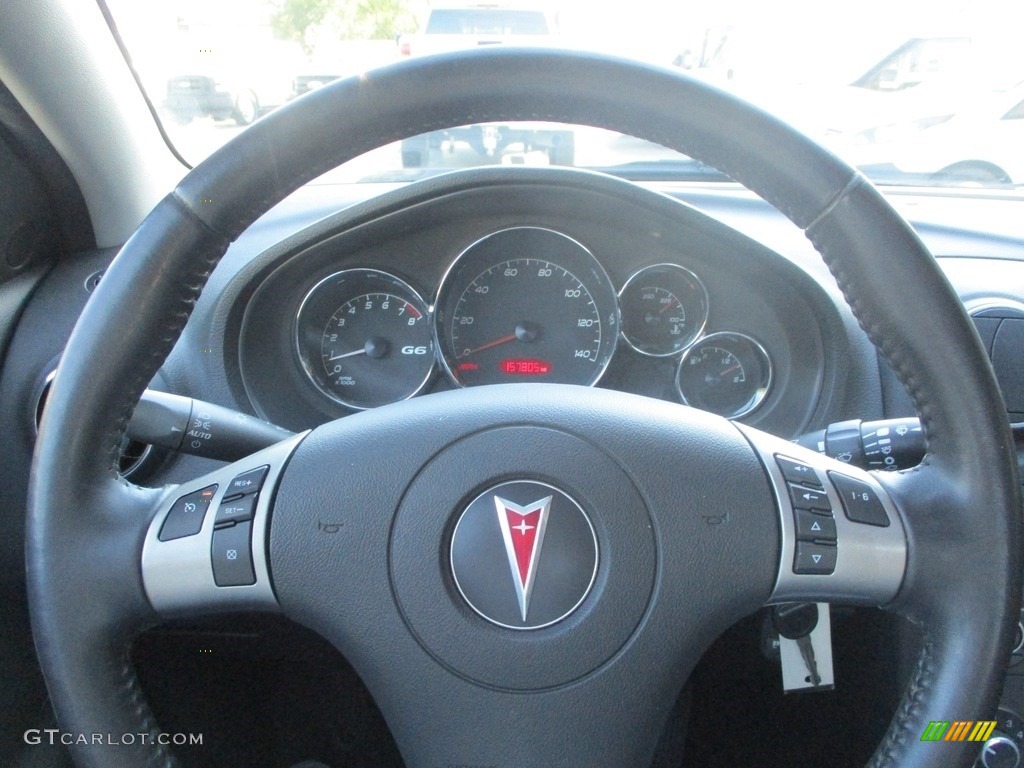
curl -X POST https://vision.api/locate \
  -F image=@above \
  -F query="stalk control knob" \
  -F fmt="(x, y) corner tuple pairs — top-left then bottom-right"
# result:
(981, 736), (1021, 768)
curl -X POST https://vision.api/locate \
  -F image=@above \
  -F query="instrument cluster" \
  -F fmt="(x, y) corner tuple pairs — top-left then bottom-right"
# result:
(292, 225), (773, 419)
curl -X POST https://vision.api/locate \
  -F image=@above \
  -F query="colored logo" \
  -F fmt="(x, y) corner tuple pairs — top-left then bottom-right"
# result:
(494, 495), (552, 621)
(450, 480), (598, 630)
(921, 721), (997, 742)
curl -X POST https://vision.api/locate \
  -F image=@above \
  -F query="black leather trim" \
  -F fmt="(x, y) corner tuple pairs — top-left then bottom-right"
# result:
(807, 179), (1021, 768)
(27, 48), (1021, 768)
(27, 195), (227, 767)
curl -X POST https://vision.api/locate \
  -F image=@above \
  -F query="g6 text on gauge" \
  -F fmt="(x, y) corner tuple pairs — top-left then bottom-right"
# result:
(294, 269), (434, 410)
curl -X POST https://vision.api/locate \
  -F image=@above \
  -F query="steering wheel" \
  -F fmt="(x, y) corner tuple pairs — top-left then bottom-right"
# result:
(28, 49), (1021, 768)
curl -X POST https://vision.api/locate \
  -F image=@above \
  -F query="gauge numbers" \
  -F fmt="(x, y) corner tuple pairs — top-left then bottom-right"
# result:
(292, 244), (770, 419)
(295, 269), (433, 410)
(675, 332), (771, 419)
(619, 264), (708, 357)
(448, 259), (602, 385)
(436, 228), (619, 388)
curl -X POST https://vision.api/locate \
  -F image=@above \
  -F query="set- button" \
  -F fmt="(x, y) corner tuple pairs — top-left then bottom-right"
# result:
(211, 465), (269, 587)
(215, 494), (257, 526)
(776, 455), (838, 575)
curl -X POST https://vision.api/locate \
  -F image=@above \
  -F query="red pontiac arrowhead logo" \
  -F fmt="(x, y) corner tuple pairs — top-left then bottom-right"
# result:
(450, 480), (598, 630)
(494, 495), (552, 622)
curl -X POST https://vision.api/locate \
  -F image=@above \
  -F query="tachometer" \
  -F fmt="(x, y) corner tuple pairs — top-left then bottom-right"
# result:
(435, 227), (619, 387)
(295, 269), (434, 410)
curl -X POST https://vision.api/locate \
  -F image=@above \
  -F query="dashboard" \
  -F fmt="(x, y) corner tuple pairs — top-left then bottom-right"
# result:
(4, 167), (1024, 556)
(227, 168), (849, 437)
(4, 162), (1024, 765)
(6, 169), (1022, 497)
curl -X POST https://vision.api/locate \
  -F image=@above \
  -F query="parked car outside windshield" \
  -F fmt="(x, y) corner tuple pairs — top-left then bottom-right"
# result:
(105, 0), (1024, 188)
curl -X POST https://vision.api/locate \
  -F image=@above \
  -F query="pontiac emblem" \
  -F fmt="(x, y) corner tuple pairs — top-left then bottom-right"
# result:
(450, 480), (598, 630)
(494, 495), (552, 621)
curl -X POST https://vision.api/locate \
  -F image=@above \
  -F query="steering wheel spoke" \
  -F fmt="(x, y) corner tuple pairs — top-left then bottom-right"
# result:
(737, 424), (908, 607)
(141, 433), (304, 617)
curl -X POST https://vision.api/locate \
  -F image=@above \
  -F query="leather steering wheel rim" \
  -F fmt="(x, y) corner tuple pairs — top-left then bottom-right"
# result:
(28, 48), (1021, 768)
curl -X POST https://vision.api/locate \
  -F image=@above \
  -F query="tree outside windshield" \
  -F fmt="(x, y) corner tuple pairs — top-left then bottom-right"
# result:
(106, 0), (1022, 188)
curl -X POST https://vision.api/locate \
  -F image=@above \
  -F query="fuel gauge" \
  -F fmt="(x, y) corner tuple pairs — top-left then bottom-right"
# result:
(619, 264), (708, 356)
(675, 332), (771, 419)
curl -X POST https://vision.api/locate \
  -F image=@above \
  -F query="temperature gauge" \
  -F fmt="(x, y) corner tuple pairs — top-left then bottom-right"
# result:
(618, 264), (708, 357)
(675, 332), (771, 418)
(294, 269), (434, 410)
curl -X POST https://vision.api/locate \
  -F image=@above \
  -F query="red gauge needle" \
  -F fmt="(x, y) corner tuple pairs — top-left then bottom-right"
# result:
(721, 363), (743, 376)
(457, 333), (517, 358)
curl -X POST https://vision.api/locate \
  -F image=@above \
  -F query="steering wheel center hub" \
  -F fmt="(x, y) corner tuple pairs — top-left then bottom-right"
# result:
(389, 423), (656, 691)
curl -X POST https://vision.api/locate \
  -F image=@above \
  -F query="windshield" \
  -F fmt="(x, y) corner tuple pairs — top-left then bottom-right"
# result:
(105, 0), (1022, 189)
(424, 8), (549, 35)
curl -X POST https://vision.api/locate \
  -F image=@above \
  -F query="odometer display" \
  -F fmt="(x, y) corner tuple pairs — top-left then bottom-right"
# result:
(500, 358), (552, 375)
(435, 228), (619, 388)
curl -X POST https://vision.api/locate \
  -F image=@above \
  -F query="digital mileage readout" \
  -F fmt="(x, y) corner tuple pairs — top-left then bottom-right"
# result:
(499, 358), (552, 376)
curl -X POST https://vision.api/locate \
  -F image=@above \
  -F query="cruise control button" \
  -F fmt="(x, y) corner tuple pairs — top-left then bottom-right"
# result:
(225, 465), (269, 498)
(211, 521), (255, 586)
(215, 494), (256, 527)
(829, 472), (891, 527)
(788, 483), (831, 512)
(794, 542), (837, 575)
(795, 509), (837, 542)
(159, 485), (217, 541)
(775, 455), (822, 487)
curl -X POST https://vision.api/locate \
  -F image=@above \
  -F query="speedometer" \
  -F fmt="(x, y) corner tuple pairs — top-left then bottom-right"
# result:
(435, 227), (619, 387)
